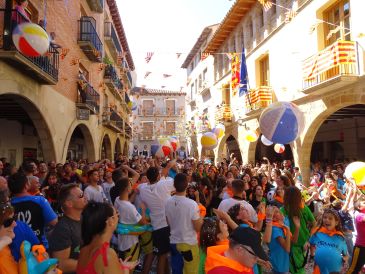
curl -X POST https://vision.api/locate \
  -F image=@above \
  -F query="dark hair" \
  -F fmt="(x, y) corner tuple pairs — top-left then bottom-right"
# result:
(325, 172), (335, 181)
(8, 173), (28, 195)
(232, 179), (245, 194)
(58, 183), (79, 207)
(174, 173), (188, 192)
(215, 176), (227, 197)
(146, 167), (159, 184)
(316, 208), (343, 234)
(16, 0), (27, 5)
(81, 202), (114, 246)
(200, 177), (213, 190)
(112, 169), (124, 183)
(227, 204), (243, 229)
(116, 177), (130, 195)
(87, 169), (98, 178)
(279, 175), (291, 187)
(284, 186), (303, 218)
(200, 217), (222, 252)
(251, 185), (263, 201)
(21, 161), (34, 174)
(43, 172), (58, 187)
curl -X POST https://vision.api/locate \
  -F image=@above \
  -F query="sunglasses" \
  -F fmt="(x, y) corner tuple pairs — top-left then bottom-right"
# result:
(3, 215), (17, 228)
(239, 245), (257, 258)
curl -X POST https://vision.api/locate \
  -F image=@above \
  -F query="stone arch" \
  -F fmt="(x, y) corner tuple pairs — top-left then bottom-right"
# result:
(0, 93), (56, 162)
(299, 92), (365, 182)
(101, 134), (112, 160)
(63, 122), (96, 162)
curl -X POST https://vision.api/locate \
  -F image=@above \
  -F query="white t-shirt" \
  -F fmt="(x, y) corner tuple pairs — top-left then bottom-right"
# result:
(114, 198), (142, 251)
(165, 195), (200, 245)
(139, 177), (175, 230)
(84, 185), (107, 203)
(102, 181), (115, 204)
(218, 198), (258, 223)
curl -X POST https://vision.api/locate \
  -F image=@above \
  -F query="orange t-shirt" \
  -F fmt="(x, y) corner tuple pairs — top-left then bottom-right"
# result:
(0, 246), (18, 274)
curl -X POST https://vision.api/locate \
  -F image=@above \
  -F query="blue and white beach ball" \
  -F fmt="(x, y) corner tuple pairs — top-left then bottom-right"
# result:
(259, 102), (304, 144)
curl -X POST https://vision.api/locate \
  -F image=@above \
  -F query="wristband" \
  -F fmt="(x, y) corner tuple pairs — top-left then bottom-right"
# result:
(265, 218), (272, 223)
(120, 264), (130, 270)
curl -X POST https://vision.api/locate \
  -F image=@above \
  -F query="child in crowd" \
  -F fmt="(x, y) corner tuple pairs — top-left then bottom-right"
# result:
(309, 208), (348, 274)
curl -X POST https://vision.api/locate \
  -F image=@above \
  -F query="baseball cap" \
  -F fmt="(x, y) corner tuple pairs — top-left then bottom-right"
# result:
(230, 226), (269, 261)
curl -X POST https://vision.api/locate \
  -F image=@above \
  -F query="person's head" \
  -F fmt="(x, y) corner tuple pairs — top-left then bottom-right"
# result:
(226, 171), (234, 180)
(249, 176), (259, 188)
(228, 227), (268, 268)
(229, 165), (239, 177)
(146, 167), (160, 184)
(232, 179), (245, 195)
(284, 186), (303, 218)
(197, 163), (204, 173)
(330, 170), (339, 180)
(277, 175), (291, 188)
(116, 177), (132, 196)
(294, 167), (300, 174)
(38, 162), (48, 173)
(271, 168), (281, 181)
(275, 185), (285, 198)
(354, 199), (365, 212)
(22, 161), (37, 175)
(81, 202), (118, 246)
(227, 203), (250, 225)
(252, 185), (263, 200)
(27, 176), (40, 193)
(200, 216), (229, 252)
(8, 173), (29, 195)
(272, 206), (285, 222)
(318, 208), (342, 232)
(174, 173), (188, 193)
(0, 203), (16, 240)
(16, 0), (28, 7)
(58, 183), (87, 213)
(87, 169), (99, 184)
(0, 176), (8, 191)
(200, 177), (212, 191)
(112, 168), (124, 183)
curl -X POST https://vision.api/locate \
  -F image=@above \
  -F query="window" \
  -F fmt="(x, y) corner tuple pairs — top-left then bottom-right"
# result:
(165, 122), (176, 135)
(142, 99), (154, 115)
(258, 9), (264, 29)
(142, 122), (154, 138)
(324, 0), (350, 46)
(79, 63), (89, 81)
(165, 99), (176, 114)
(198, 74), (202, 88)
(259, 55), (270, 86)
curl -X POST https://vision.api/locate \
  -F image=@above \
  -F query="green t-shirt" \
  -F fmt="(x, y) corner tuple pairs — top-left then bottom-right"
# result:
(281, 205), (315, 246)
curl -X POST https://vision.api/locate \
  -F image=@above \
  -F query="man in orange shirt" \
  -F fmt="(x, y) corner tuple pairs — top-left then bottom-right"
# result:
(205, 226), (269, 274)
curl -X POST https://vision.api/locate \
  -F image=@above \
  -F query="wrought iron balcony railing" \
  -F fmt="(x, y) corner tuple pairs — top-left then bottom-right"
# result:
(104, 22), (122, 54)
(302, 40), (359, 89)
(77, 16), (103, 62)
(0, 9), (59, 84)
(104, 64), (123, 90)
(76, 80), (100, 114)
(102, 107), (124, 132)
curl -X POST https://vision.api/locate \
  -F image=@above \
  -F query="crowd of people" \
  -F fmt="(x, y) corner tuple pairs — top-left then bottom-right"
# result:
(0, 152), (364, 274)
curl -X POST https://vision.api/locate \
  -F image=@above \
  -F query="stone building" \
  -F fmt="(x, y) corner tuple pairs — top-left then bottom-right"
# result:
(130, 87), (186, 156)
(183, 0), (365, 182)
(0, 0), (135, 166)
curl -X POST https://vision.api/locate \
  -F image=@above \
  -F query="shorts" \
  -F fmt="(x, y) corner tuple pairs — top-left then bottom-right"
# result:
(152, 226), (170, 255)
(118, 242), (140, 261)
(170, 243), (199, 274)
(139, 231), (153, 254)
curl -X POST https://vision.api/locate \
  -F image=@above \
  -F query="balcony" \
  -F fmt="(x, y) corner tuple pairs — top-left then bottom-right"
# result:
(138, 108), (155, 116)
(0, 9), (59, 84)
(125, 123), (132, 138)
(120, 60), (133, 89)
(77, 17), (103, 62)
(76, 80), (100, 114)
(138, 133), (155, 141)
(102, 107), (124, 133)
(86, 0), (104, 13)
(155, 107), (181, 116)
(104, 64), (123, 93)
(244, 86), (273, 114)
(302, 40), (360, 92)
(215, 104), (232, 123)
(104, 22), (122, 60)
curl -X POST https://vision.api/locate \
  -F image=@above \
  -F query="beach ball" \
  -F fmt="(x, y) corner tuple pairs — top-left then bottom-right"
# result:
(127, 101), (133, 109)
(274, 144), (285, 154)
(158, 138), (172, 156)
(244, 130), (259, 142)
(169, 137), (179, 152)
(261, 135), (273, 146)
(150, 144), (160, 156)
(201, 132), (218, 150)
(344, 162), (365, 186)
(212, 124), (225, 139)
(155, 146), (166, 158)
(259, 102), (304, 144)
(12, 23), (50, 57)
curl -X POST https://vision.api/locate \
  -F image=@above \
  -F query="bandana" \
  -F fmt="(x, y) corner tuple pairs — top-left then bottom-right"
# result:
(272, 221), (292, 238)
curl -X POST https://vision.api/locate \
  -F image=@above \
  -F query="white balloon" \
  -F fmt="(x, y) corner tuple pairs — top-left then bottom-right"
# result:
(261, 135), (273, 146)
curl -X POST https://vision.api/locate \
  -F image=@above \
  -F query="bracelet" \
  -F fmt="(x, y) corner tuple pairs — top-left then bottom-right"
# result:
(265, 218), (272, 223)
(121, 264), (130, 270)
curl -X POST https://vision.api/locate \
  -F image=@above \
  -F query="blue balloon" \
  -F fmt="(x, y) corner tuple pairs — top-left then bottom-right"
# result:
(151, 144), (160, 156)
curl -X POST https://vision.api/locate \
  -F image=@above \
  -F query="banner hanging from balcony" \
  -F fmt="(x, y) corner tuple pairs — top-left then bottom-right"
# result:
(302, 40), (356, 81)
(239, 47), (249, 97)
(230, 53), (240, 95)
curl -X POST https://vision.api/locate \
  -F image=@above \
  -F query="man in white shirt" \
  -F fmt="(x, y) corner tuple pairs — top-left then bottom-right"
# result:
(84, 169), (107, 203)
(218, 179), (258, 223)
(166, 173), (202, 274)
(139, 161), (176, 274)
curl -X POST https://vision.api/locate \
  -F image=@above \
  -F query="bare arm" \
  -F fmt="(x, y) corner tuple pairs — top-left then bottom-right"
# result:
(122, 165), (139, 184)
(192, 218), (203, 232)
(213, 208), (238, 230)
(51, 248), (77, 273)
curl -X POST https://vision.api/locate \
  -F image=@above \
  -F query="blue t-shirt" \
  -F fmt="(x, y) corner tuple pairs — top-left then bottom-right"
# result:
(11, 195), (57, 249)
(309, 231), (347, 274)
(10, 220), (40, 261)
(269, 226), (290, 272)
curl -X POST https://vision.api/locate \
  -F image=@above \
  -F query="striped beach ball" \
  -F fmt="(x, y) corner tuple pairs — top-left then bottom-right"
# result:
(12, 23), (50, 57)
(261, 135), (273, 146)
(274, 144), (285, 154)
(201, 132), (218, 150)
(344, 162), (365, 186)
(212, 124), (225, 139)
(259, 102), (304, 144)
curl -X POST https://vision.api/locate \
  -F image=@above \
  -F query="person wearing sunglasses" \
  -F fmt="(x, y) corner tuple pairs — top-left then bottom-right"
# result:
(205, 226), (270, 274)
(0, 202), (18, 274)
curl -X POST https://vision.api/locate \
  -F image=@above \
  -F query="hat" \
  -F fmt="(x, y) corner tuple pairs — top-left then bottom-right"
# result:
(230, 226), (269, 261)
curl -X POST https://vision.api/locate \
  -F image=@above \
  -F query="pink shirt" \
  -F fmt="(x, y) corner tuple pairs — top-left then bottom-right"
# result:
(355, 211), (365, 246)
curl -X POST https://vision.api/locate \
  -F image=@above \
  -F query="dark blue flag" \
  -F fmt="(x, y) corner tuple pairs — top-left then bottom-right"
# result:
(239, 47), (248, 97)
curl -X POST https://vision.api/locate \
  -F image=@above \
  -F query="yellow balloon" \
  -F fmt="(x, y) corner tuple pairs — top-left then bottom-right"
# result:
(345, 162), (365, 186)
(201, 132), (218, 150)
(245, 130), (259, 142)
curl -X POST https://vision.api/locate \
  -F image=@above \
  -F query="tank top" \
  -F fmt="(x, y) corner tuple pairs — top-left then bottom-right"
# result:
(76, 242), (109, 274)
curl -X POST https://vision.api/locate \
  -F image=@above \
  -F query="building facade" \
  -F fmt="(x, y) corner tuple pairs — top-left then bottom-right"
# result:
(131, 88), (186, 156)
(183, 0), (365, 182)
(0, 0), (135, 166)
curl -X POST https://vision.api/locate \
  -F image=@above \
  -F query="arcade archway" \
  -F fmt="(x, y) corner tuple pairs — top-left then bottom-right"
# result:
(225, 135), (242, 163)
(0, 94), (56, 166)
(66, 124), (95, 161)
(255, 135), (294, 164)
(101, 134), (112, 160)
(114, 138), (122, 160)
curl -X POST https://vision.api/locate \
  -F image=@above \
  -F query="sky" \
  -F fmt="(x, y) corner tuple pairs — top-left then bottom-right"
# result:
(116, 0), (234, 90)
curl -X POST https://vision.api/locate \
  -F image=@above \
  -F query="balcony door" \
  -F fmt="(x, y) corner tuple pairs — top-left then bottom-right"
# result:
(142, 99), (154, 115)
(324, 0), (350, 46)
(142, 122), (154, 139)
(165, 121), (176, 136)
(166, 99), (175, 114)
